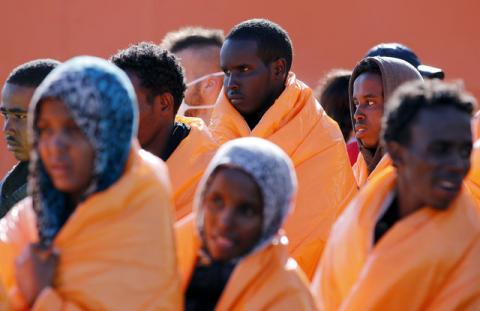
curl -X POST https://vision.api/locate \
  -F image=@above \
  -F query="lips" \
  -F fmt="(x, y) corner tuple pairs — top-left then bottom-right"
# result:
(48, 162), (71, 177)
(437, 179), (462, 192)
(227, 92), (244, 105)
(212, 233), (236, 251)
(354, 124), (368, 138)
(434, 176), (463, 200)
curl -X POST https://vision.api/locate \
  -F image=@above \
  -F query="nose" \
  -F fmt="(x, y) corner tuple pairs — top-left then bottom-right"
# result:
(217, 207), (235, 230)
(43, 131), (69, 156)
(224, 73), (239, 91)
(3, 116), (14, 134)
(353, 104), (365, 122)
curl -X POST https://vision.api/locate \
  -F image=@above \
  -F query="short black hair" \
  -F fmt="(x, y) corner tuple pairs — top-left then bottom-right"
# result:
(110, 42), (186, 112)
(226, 19), (293, 72)
(383, 79), (475, 146)
(6, 59), (61, 87)
(352, 57), (382, 81)
(315, 69), (352, 141)
(161, 27), (224, 53)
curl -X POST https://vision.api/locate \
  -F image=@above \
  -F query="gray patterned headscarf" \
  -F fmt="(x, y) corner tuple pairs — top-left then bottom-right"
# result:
(194, 137), (297, 257)
(28, 56), (138, 246)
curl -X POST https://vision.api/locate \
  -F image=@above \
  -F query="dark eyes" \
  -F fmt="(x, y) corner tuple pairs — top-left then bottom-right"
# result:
(238, 204), (258, 218)
(429, 142), (472, 158)
(221, 67), (250, 75)
(36, 123), (83, 138)
(1, 112), (27, 120)
(354, 100), (376, 107)
(204, 193), (260, 218)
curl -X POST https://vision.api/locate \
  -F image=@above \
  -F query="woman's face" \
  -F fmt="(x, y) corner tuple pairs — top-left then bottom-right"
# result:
(203, 167), (263, 261)
(36, 99), (94, 200)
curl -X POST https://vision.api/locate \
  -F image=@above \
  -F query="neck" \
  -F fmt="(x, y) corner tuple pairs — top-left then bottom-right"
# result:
(143, 122), (174, 158)
(361, 144), (384, 174)
(244, 84), (285, 130)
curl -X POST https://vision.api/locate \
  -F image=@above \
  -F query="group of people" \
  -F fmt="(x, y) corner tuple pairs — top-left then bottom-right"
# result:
(0, 18), (478, 310)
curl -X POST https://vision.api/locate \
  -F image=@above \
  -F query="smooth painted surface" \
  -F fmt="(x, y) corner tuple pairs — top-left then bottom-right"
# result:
(1, 0), (477, 176)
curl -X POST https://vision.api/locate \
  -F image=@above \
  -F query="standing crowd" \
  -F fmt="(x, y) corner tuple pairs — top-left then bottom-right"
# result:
(0, 18), (479, 310)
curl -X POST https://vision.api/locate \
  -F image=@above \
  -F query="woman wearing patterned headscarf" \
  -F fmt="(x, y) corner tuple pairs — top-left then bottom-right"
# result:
(0, 56), (181, 310)
(176, 137), (317, 311)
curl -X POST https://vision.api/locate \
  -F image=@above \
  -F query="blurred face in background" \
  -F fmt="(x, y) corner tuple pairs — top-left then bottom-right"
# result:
(36, 99), (94, 201)
(176, 46), (223, 124)
(202, 166), (263, 261)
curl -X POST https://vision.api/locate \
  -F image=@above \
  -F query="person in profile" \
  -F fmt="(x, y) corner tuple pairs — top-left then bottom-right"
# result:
(162, 27), (225, 124)
(0, 59), (60, 218)
(111, 42), (217, 220)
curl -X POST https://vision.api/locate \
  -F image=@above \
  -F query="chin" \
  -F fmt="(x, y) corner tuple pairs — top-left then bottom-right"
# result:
(52, 181), (79, 194)
(430, 199), (453, 211)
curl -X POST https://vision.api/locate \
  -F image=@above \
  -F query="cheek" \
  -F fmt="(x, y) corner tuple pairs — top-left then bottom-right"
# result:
(38, 140), (49, 162)
(72, 141), (95, 182)
(203, 208), (216, 234)
(406, 158), (433, 191)
(366, 108), (384, 128)
(238, 217), (263, 246)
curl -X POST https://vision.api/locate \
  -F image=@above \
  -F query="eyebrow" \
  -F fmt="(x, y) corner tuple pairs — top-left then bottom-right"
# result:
(0, 107), (28, 114)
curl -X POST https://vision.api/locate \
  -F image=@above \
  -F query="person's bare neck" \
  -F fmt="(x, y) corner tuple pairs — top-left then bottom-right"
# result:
(143, 122), (174, 158)
(244, 84), (286, 130)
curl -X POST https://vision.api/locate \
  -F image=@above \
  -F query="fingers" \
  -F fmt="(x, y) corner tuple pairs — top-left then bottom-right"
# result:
(32, 243), (59, 262)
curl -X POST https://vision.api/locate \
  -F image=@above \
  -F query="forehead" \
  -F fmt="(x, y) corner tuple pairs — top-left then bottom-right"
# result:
(353, 72), (383, 96)
(208, 166), (262, 202)
(220, 39), (261, 67)
(410, 106), (472, 144)
(175, 46), (220, 82)
(1, 83), (36, 110)
(37, 98), (74, 121)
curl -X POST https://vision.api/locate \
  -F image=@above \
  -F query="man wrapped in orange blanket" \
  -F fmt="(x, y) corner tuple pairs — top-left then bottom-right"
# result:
(313, 80), (480, 310)
(111, 42), (217, 221)
(349, 56), (423, 187)
(0, 57), (181, 310)
(208, 18), (356, 279)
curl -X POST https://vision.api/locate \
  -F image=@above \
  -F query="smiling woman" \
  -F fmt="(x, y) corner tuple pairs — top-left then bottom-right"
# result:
(0, 56), (181, 310)
(176, 137), (317, 311)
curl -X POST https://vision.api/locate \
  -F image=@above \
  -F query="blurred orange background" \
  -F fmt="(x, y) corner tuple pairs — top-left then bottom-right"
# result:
(1, 0), (478, 177)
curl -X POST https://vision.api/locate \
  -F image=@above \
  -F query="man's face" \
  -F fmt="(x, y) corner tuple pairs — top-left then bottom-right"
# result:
(126, 72), (163, 148)
(392, 106), (472, 210)
(1, 83), (35, 161)
(220, 39), (275, 117)
(176, 47), (222, 123)
(352, 73), (384, 148)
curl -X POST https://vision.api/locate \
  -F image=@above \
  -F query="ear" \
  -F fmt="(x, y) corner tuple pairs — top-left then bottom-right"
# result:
(152, 92), (175, 118)
(271, 58), (287, 81)
(386, 141), (405, 168)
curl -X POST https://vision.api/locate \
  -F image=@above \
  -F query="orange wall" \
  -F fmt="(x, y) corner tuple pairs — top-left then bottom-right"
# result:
(1, 0), (478, 177)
